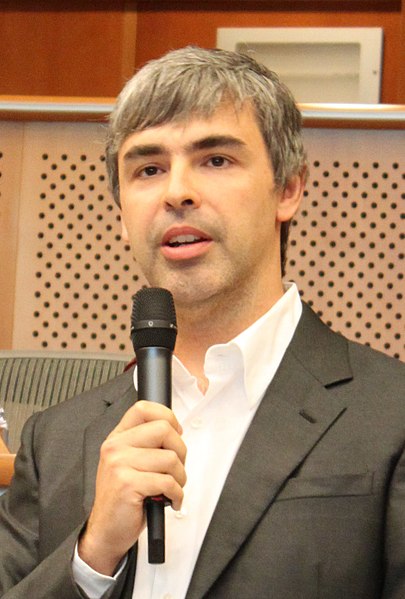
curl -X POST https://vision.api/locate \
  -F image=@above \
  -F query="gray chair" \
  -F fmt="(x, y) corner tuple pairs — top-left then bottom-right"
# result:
(0, 351), (131, 453)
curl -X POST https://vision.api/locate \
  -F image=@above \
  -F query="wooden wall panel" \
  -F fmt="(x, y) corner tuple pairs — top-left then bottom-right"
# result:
(0, 2), (403, 101)
(0, 124), (24, 348)
(135, 4), (405, 104)
(399, 3), (405, 100)
(0, 1), (137, 97)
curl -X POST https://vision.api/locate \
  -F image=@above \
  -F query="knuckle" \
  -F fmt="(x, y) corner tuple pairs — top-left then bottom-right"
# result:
(100, 437), (117, 458)
(134, 400), (148, 414)
(156, 419), (172, 437)
(180, 443), (187, 463)
(165, 449), (178, 469)
(162, 475), (177, 496)
(99, 438), (123, 469)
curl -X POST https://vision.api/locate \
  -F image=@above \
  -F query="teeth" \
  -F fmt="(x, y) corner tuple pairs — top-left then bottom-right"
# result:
(168, 234), (201, 246)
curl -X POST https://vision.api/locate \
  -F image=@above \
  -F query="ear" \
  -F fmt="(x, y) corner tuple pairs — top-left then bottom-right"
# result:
(276, 172), (306, 223)
(120, 212), (129, 242)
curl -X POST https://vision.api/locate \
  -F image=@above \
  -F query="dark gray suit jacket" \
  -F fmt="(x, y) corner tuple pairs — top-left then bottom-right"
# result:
(1, 305), (405, 598)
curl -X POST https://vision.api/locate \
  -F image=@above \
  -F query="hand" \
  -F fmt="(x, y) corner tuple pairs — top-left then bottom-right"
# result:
(78, 400), (187, 575)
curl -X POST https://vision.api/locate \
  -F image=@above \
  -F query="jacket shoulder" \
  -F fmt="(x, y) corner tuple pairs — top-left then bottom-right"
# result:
(294, 303), (404, 390)
(28, 367), (135, 442)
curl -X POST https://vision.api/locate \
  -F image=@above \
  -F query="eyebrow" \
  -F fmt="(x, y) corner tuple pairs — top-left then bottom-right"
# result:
(122, 144), (165, 162)
(122, 135), (247, 163)
(187, 135), (247, 153)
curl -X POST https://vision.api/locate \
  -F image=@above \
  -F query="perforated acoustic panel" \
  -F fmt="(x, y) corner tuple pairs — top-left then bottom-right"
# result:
(1, 122), (403, 359)
(286, 129), (404, 360)
(9, 122), (147, 354)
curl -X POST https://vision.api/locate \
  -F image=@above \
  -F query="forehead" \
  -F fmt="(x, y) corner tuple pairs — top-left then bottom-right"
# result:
(118, 101), (265, 158)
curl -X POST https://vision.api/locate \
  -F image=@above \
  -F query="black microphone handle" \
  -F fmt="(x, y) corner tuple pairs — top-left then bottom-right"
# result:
(136, 345), (172, 564)
(137, 346), (172, 407)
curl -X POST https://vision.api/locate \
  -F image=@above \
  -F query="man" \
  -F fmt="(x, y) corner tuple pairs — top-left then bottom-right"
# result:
(0, 46), (404, 599)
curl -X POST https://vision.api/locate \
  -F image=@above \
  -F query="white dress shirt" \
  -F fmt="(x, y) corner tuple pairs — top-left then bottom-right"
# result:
(73, 283), (302, 599)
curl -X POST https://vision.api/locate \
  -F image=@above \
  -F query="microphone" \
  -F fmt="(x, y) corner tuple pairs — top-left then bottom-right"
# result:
(130, 287), (177, 564)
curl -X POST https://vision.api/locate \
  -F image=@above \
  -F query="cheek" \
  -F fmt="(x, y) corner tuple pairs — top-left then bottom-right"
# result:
(120, 207), (148, 254)
(230, 184), (276, 230)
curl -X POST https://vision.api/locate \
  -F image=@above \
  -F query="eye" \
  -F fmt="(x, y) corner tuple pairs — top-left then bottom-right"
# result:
(138, 165), (162, 178)
(206, 155), (230, 168)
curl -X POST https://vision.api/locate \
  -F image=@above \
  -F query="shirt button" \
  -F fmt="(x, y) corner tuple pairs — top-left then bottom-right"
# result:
(163, 594), (173, 599)
(191, 417), (203, 429)
(175, 507), (188, 519)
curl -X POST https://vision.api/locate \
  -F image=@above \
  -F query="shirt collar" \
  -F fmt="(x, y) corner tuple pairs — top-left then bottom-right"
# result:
(172, 282), (302, 409)
(229, 282), (302, 408)
(134, 283), (302, 410)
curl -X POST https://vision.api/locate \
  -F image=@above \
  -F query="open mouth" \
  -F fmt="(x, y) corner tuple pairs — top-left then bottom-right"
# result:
(167, 234), (205, 247)
(161, 228), (212, 260)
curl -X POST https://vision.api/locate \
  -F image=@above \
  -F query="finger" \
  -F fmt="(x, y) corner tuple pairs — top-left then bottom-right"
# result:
(108, 419), (186, 464)
(113, 401), (182, 435)
(125, 447), (187, 488)
(122, 469), (185, 511)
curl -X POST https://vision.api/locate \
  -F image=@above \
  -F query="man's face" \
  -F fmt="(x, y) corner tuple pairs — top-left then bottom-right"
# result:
(118, 102), (302, 311)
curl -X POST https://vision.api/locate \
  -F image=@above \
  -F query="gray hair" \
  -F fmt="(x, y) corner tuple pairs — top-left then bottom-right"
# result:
(106, 46), (307, 273)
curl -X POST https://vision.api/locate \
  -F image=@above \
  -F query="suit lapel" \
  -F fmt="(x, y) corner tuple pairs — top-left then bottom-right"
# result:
(79, 370), (138, 599)
(186, 305), (352, 599)
(82, 372), (135, 514)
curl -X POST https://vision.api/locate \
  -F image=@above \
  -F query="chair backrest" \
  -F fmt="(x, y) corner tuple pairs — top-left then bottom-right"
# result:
(0, 351), (130, 453)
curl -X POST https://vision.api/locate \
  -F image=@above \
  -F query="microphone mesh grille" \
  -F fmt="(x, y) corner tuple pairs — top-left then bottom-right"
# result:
(132, 288), (176, 323)
(131, 288), (177, 351)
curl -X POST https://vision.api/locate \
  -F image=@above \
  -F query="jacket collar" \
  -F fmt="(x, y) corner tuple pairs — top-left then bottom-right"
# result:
(186, 304), (351, 599)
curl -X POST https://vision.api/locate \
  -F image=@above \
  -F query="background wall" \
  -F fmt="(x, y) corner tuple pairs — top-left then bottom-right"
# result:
(135, 1), (405, 104)
(0, 1), (404, 360)
(0, 120), (403, 360)
(0, 0), (404, 102)
(0, 0), (138, 97)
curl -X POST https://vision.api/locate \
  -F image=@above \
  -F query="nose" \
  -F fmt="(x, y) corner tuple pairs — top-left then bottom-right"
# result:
(163, 164), (202, 211)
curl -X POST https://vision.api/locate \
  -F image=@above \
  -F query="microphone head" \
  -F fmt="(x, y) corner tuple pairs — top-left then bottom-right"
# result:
(131, 287), (177, 351)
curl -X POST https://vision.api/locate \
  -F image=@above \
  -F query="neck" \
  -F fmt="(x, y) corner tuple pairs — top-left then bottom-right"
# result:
(174, 279), (284, 381)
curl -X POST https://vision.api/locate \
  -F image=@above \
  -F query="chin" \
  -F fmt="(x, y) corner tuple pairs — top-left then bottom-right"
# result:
(145, 264), (232, 307)
(160, 279), (217, 309)
(169, 284), (208, 307)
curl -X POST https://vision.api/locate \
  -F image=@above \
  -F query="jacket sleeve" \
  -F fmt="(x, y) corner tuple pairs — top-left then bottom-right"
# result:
(0, 409), (137, 599)
(0, 412), (91, 598)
